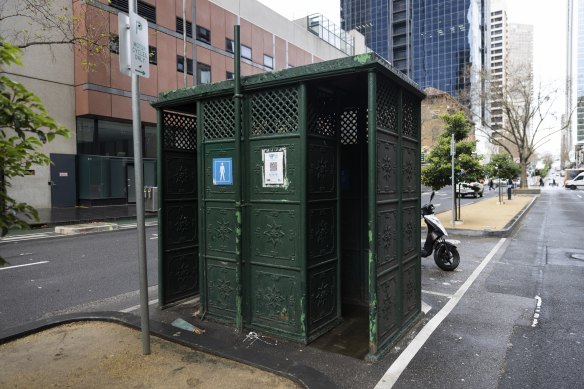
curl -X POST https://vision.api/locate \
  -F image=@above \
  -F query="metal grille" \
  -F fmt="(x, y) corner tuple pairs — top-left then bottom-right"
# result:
(308, 89), (337, 137)
(402, 93), (418, 139)
(203, 97), (235, 140)
(250, 87), (298, 136)
(163, 112), (197, 151)
(377, 79), (399, 132)
(340, 108), (359, 145)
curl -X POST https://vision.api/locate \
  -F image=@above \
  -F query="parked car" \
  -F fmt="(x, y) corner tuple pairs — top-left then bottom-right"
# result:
(456, 182), (484, 198)
(565, 172), (584, 190)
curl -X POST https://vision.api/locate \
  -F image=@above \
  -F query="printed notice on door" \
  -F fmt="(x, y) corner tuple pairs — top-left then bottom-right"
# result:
(262, 148), (286, 187)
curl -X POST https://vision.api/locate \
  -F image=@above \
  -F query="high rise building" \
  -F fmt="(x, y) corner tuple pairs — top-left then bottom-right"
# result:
(575, 0), (584, 165)
(341, 0), (412, 75)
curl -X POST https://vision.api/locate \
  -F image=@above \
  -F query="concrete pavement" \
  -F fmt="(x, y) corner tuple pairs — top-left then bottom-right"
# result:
(0, 193), (540, 388)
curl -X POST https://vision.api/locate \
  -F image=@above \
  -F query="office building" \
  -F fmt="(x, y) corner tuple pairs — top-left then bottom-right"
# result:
(1, 0), (365, 209)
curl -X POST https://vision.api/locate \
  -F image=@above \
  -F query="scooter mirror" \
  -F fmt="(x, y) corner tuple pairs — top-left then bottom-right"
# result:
(430, 191), (435, 202)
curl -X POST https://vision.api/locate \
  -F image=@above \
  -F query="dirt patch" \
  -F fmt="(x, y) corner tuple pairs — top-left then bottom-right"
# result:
(0, 322), (300, 388)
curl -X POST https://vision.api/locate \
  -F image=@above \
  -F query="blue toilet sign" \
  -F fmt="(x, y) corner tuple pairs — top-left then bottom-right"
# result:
(212, 158), (233, 185)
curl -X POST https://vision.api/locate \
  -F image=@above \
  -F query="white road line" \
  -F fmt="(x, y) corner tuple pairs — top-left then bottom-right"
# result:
(119, 299), (159, 313)
(421, 289), (454, 298)
(0, 261), (49, 271)
(375, 238), (507, 389)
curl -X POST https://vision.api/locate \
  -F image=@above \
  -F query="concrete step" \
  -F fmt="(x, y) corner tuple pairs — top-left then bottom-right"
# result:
(55, 223), (119, 235)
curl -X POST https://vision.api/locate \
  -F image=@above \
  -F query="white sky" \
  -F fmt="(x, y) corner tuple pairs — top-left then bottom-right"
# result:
(258, 0), (567, 156)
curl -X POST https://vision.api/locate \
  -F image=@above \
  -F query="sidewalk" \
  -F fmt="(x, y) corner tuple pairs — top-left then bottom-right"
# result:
(0, 194), (539, 388)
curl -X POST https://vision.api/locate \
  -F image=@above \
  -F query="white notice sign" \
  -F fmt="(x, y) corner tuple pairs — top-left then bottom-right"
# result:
(262, 148), (286, 187)
(118, 11), (150, 78)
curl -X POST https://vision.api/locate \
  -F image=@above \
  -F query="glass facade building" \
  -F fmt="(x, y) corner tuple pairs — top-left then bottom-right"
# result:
(577, 0), (584, 147)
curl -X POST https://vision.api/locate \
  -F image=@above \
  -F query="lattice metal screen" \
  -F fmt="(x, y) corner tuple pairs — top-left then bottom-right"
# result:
(163, 112), (197, 151)
(250, 87), (299, 136)
(340, 108), (360, 145)
(377, 78), (399, 133)
(308, 88), (337, 138)
(203, 97), (235, 140)
(402, 92), (419, 139)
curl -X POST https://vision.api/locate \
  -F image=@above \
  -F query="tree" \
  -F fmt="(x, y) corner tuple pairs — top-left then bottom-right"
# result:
(0, 39), (71, 264)
(464, 64), (570, 188)
(422, 112), (484, 191)
(0, 0), (110, 68)
(485, 153), (521, 181)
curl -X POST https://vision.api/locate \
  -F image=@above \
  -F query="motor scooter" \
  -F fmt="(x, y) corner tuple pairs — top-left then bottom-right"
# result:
(421, 191), (460, 271)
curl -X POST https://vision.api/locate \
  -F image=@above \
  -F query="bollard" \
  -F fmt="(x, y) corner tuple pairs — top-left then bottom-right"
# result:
(507, 186), (512, 200)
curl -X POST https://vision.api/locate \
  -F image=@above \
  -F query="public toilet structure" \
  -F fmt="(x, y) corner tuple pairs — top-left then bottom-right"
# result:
(153, 53), (424, 359)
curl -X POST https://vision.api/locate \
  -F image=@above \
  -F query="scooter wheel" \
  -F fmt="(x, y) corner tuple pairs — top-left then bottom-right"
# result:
(434, 245), (460, 271)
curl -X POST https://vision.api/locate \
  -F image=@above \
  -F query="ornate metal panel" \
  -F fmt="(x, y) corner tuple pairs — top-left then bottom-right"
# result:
(376, 269), (399, 343)
(250, 206), (298, 264)
(250, 87), (299, 136)
(402, 92), (419, 141)
(377, 78), (399, 134)
(160, 111), (198, 305)
(376, 132), (399, 201)
(402, 261), (419, 322)
(207, 262), (237, 319)
(376, 204), (398, 273)
(308, 263), (337, 332)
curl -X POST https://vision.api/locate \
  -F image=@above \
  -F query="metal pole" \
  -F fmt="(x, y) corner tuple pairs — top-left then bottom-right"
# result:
(183, 0), (187, 87)
(234, 24), (243, 332)
(129, 0), (150, 355)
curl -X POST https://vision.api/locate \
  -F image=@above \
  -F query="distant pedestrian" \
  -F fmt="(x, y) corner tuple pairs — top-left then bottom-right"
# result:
(552, 178), (557, 187)
(540, 177), (544, 187)
(488, 179), (494, 191)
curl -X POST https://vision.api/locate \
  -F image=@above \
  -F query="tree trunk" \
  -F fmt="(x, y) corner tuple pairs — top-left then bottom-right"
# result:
(520, 160), (528, 189)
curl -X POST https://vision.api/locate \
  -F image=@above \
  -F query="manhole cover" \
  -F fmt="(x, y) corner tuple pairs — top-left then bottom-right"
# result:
(571, 254), (584, 261)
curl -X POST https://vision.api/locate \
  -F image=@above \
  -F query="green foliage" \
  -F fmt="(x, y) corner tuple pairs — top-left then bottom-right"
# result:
(485, 153), (521, 180)
(421, 112), (483, 190)
(0, 39), (71, 264)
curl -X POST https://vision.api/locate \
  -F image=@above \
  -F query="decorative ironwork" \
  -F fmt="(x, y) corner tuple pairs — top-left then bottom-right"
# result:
(163, 112), (196, 150)
(308, 88), (337, 137)
(263, 218), (286, 248)
(213, 218), (233, 242)
(203, 97), (235, 139)
(402, 93), (418, 139)
(209, 274), (235, 309)
(340, 108), (359, 145)
(250, 87), (299, 136)
(377, 79), (399, 132)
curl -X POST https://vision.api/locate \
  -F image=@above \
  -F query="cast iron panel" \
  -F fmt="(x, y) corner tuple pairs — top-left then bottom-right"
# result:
(401, 145), (418, 195)
(250, 87), (299, 136)
(162, 249), (198, 303)
(203, 97), (235, 140)
(160, 111), (198, 306)
(308, 263), (338, 332)
(376, 269), (399, 342)
(376, 79), (399, 134)
(402, 92), (419, 140)
(164, 204), (197, 248)
(308, 87), (338, 138)
(250, 267), (301, 335)
(250, 206), (298, 265)
(205, 205), (237, 257)
(376, 132), (398, 199)
(207, 262), (237, 320)
(308, 204), (336, 263)
(308, 139), (336, 197)
(402, 203), (418, 257)
(376, 204), (398, 273)
(402, 261), (419, 322)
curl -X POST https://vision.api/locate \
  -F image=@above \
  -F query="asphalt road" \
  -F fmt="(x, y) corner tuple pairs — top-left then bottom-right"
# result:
(0, 226), (158, 331)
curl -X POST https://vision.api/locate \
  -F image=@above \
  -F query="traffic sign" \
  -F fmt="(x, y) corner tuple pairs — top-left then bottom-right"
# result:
(118, 11), (150, 78)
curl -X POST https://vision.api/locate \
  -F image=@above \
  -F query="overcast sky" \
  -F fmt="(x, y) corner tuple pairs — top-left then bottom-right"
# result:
(258, 0), (567, 155)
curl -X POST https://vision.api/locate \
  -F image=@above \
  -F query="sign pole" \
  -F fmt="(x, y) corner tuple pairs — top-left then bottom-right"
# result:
(451, 134), (455, 226)
(126, 0), (150, 355)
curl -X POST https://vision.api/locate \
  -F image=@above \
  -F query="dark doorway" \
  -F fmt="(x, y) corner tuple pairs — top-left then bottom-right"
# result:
(50, 153), (77, 207)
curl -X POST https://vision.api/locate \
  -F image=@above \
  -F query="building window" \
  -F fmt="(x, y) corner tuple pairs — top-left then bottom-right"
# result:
(197, 62), (211, 84)
(109, 35), (119, 54)
(226, 71), (234, 80)
(176, 17), (193, 38)
(109, 0), (156, 24)
(149, 46), (157, 65)
(196, 26), (211, 44)
(177, 55), (193, 75)
(241, 44), (252, 60)
(225, 38), (235, 53)
(263, 54), (273, 69)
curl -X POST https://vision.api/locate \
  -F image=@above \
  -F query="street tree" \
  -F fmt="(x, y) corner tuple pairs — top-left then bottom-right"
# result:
(462, 63), (569, 188)
(0, 40), (71, 264)
(422, 112), (484, 191)
(0, 0), (110, 68)
(485, 153), (521, 182)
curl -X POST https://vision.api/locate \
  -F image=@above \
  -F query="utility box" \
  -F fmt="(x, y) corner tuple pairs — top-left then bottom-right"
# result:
(144, 186), (158, 212)
(153, 53), (424, 360)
